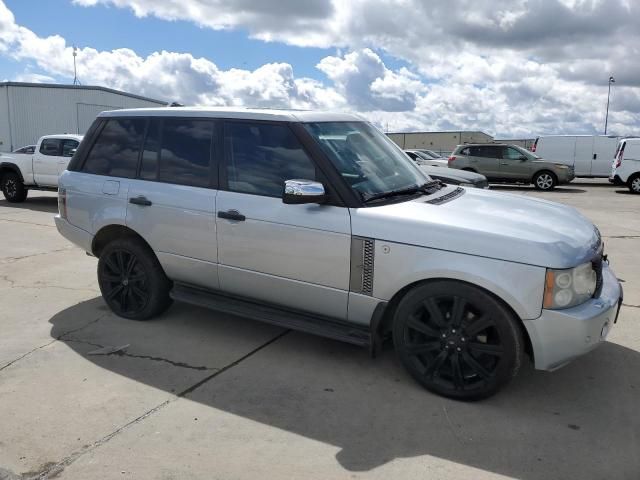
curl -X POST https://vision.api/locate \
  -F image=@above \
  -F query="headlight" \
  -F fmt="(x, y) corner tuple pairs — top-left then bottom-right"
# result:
(543, 262), (597, 309)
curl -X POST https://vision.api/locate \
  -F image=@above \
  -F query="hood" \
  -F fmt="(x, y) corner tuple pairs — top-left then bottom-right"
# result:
(418, 165), (485, 182)
(351, 187), (601, 269)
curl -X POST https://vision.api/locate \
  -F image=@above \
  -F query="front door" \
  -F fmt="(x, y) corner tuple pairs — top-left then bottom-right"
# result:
(499, 146), (532, 180)
(216, 120), (351, 320)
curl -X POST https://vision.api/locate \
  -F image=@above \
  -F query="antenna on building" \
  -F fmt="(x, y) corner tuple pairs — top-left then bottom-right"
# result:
(72, 46), (81, 86)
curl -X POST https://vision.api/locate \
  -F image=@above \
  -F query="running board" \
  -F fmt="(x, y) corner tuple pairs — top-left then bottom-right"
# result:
(170, 283), (372, 347)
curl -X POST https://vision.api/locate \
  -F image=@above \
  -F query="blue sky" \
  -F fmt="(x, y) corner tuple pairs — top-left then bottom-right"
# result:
(0, 0), (638, 137)
(2, 0), (409, 87)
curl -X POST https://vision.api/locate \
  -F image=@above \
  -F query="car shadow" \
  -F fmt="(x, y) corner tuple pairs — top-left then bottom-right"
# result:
(489, 185), (587, 194)
(49, 299), (640, 479)
(0, 195), (58, 213)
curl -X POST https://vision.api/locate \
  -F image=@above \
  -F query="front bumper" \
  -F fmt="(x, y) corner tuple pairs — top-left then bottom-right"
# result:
(55, 215), (94, 253)
(523, 262), (622, 371)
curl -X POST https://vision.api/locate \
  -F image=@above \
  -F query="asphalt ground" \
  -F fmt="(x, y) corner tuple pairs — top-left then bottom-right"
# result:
(1, 179), (638, 480)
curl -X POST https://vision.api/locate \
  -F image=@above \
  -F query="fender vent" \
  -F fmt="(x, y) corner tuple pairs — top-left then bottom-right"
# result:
(350, 237), (375, 296)
(425, 187), (465, 205)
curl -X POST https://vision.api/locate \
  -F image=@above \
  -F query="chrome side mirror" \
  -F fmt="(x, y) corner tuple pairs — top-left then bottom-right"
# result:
(283, 179), (327, 204)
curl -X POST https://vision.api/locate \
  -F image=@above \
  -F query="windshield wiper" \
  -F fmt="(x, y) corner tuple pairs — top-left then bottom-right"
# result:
(362, 180), (442, 203)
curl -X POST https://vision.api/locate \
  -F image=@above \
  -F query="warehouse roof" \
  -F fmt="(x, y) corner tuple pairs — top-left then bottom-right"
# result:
(0, 82), (166, 105)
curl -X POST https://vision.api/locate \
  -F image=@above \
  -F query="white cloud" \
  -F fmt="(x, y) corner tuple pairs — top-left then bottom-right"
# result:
(1, 0), (639, 137)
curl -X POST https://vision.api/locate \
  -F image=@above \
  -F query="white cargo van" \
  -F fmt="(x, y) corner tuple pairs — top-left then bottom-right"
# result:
(532, 135), (622, 177)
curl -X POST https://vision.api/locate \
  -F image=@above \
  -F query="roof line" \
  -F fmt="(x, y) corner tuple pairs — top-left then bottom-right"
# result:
(387, 130), (492, 135)
(0, 82), (166, 105)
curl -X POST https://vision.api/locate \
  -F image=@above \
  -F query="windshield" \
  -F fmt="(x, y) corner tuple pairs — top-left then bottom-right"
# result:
(303, 122), (428, 201)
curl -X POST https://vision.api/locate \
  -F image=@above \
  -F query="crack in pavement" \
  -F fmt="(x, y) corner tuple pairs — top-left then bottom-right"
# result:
(623, 303), (640, 309)
(0, 247), (73, 264)
(0, 315), (105, 373)
(603, 235), (640, 239)
(62, 338), (218, 371)
(0, 218), (56, 228)
(32, 329), (291, 480)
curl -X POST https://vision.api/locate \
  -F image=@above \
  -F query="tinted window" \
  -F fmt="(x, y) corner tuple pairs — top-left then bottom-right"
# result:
(40, 139), (61, 156)
(62, 139), (79, 157)
(159, 119), (213, 187)
(503, 147), (525, 160)
(82, 118), (146, 178)
(470, 145), (500, 158)
(140, 119), (161, 181)
(225, 122), (316, 197)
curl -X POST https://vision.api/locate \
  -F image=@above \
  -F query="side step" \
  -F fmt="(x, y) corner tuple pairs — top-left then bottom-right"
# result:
(170, 283), (372, 347)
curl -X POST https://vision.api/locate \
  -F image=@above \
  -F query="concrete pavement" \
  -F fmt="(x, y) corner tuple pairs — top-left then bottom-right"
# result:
(1, 181), (638, 480)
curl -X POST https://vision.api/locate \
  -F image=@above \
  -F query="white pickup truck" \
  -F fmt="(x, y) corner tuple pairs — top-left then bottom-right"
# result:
(0, 134), (83, 202)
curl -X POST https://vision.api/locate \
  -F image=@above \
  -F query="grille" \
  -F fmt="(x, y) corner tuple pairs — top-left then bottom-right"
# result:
(362, 239), (375, 295)
(425, 187), (465, 205)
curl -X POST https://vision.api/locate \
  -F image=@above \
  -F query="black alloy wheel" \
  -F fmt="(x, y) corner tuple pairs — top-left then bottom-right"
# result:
(393, 281), (522, 400)
(1, 172), (28, 202)
(97, 237), (172, 320)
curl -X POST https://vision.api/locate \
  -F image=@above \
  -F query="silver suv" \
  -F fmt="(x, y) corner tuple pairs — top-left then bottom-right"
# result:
(56, 108), (622, 400)
(449, 143), (575, 190)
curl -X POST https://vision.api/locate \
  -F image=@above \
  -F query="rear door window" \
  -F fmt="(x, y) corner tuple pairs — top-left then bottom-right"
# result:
(502, 147), (525, 160)
(139, 118), (214, 188)
(82, 118), (146, 178)
(223, 121), (317, 197)
(39, 139), (62, 156)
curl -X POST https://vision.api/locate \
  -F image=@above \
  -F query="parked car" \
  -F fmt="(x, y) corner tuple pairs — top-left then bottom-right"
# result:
(449, 143), (575, 190)
(404, 150), (449, 167)
(610, 138), (640, 193)
(56, 108), (622, 400)
(12, 145), (36, 154)
(0, 134), (83, 202)
(415, 149), (445, 159)
(532, 135), (622, 177)
(417, 164), (488, 189)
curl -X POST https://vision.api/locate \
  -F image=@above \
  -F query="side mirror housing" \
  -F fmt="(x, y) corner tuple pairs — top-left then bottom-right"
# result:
(283, 179), (327, 204)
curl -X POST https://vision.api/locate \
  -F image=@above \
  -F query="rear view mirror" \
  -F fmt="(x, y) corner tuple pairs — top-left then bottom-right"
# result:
(283, 179), (327, 204)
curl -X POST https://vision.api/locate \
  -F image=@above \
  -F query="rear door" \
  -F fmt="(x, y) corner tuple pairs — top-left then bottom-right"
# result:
(574, 137), (594, 176)
(499, 146), (532, 180)
(34, 138), (63, 186)
(592, 137), (619, 177)
(126, 117), (220, 290)
(215, 120), (351, 320)
(471, 145), (501, 179)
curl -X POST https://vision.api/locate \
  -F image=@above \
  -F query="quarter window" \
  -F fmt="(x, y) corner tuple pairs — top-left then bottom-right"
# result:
(139, 118), (214, 188)
(40, 138), (62, 156)
(82, 118), (146, 178)
(224, 122), (317, 197)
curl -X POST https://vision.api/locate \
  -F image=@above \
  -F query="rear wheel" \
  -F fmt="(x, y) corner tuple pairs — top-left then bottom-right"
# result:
(628, 174), (640, 194)
(1, 172), (28, 202)
(97, 237), (172, 320)
(393, 281), (523, 400)
(533, 171), (557, 191)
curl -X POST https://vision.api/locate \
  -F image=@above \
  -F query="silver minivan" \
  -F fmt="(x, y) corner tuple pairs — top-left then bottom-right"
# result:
(55, 108), (622, 400)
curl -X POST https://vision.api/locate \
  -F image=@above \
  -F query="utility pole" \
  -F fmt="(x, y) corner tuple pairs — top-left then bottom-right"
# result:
(72, 46), (81, 85)
(604, 75), (615, 134)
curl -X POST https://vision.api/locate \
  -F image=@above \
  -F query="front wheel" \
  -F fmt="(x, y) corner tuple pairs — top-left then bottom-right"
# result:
(628, 174), (640, 194)
(1, 172), (28, 202)
(97, 237), (172, 320)
(533, 171), (557, 191)
(393, 281), (523, 400)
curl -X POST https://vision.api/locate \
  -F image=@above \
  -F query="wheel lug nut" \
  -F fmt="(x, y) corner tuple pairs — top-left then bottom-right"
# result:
(452, 329), (456, 333)
(456, 347), (462, 352)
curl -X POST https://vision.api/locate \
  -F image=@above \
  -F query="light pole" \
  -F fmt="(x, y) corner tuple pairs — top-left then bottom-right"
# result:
(72, 46), (80, 85)
(604, 75), (615, 134)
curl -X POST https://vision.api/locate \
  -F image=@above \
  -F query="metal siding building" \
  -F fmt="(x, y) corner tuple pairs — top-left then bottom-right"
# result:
(0, 82), (166, 152)
(388, 131), (494, 156)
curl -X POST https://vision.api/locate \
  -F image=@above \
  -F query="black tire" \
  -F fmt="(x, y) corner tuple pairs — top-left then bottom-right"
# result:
(533, 170), (557, 191)
(97, 237), (172, 320)
(392, 280), (523, 401)
(628, 174), (640, 194)
(1, 172), (28, 202)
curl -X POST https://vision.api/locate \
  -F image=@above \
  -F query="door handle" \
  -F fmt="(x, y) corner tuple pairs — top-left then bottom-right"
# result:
(218, 209), (246, 221)
(129, 196), (152, 206)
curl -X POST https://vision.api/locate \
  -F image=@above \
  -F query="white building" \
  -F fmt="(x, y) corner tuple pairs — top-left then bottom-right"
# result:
(0, 82), (166, 152)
